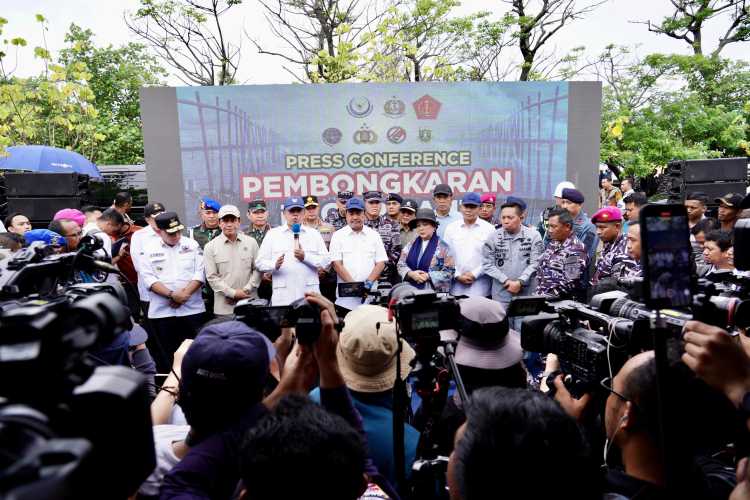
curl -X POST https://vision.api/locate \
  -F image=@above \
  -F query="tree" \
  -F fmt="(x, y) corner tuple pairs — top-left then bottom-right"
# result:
(0, 15), (104, 160)
(126, 0), (242, 86)
(360, 0), (508, 82)
(252, 0), (389, 83)
(59, 24), (166, 164)
(505, 0), (607, 80)
(638, 0), (750, 57)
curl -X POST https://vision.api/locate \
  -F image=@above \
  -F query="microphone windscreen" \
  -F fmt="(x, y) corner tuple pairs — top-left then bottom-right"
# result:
(292, 223), (301, 234)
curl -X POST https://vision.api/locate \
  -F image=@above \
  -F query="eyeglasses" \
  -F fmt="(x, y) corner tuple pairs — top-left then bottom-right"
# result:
(66, 231), (83, 238)
(600, 377), (638, 409)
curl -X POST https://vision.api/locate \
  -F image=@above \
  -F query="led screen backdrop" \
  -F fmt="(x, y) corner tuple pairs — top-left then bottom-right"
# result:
(141, 82), (601, 226)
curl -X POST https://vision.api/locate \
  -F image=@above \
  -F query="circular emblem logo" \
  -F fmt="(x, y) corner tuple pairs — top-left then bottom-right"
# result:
(322, 127), (342, 147)
(353, 125), (378, 145)
(384, 97), (405, 118)
(347, 97), (373, 118)
(387, 126), (406, 144)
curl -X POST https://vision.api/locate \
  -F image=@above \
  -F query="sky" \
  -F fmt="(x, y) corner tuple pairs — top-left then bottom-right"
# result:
(2, 0), (749, 85)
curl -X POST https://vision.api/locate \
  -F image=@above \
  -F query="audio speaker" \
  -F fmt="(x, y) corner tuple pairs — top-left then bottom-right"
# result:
(5, 173), (89, 197)
(667, 158), (747, 183)
(7, 197), (81, 221)
(671, 182), (746, 202)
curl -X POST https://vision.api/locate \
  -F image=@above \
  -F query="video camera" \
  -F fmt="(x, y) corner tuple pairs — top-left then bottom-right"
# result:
(0, 239), (155, 499)
(234, 297), (322, 344)
(388, 283), (460, 343)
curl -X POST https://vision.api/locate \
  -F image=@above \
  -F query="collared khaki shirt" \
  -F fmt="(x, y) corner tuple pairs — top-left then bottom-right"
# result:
(204, 232), (261, 315)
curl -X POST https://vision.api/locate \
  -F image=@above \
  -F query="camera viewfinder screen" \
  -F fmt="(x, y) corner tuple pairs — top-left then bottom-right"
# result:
(411, 311), (440, 332)
(644, 213), (693, 308)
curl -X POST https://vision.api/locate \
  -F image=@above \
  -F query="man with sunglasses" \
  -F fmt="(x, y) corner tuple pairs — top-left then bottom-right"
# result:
(362, 191), (401, 284)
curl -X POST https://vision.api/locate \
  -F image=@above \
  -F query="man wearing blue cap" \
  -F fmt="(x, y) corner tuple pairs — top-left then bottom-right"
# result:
(189, 197), (222, 250)
(329, 198), (387, 313)
(255, 196), (330, 305)
(443, 192), (495, 297)
(24, 229), (66, 251)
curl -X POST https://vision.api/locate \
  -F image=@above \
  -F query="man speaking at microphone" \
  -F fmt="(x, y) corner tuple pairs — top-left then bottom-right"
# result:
(255, 196), (330, 305)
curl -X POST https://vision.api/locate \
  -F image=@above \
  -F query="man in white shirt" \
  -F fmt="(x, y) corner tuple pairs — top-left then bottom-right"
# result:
(432, 183), (461, 239)
(255, 196), (330, 306)
(443, 192), (495, 297)
(140, 211), (206, 371)
(131, 202), (167, 316)
(329, 197), (387, 313)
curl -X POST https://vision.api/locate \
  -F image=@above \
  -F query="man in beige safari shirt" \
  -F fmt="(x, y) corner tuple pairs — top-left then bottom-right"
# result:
(204, 205), (261, 316)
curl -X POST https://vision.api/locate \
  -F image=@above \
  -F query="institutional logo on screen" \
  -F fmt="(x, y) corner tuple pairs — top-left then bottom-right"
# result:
(413, 95), (441, 120)
(387, 126), (407, 144)
(353, 125), (378, 144)
(384, 97), (406, 118)
(347, 97), (373, 118)
(322, 127), (342, 147)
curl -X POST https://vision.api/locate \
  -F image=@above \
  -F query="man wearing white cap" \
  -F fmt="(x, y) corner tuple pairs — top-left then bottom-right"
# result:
(203, 205), (261, 317)
(536, 181), (576, 239)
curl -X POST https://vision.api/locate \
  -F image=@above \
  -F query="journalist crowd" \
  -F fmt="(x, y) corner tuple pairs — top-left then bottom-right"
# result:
(6, 177), (750, 500)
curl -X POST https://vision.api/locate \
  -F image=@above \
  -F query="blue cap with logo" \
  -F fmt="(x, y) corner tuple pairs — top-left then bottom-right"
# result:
(283, 196), (304, 210)
(461, 192), (482, 206)
(200, 197), (221, 212)
(25, 229), (64, 247)
(346, 197), (365, 211)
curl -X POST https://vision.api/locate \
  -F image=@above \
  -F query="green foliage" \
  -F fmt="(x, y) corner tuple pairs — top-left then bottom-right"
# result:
(0, 16), (165, 164)
(600, 53), (750, 177)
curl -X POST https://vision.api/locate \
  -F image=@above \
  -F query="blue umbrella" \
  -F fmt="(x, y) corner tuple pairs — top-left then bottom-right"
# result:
(0, 145), (101, 178)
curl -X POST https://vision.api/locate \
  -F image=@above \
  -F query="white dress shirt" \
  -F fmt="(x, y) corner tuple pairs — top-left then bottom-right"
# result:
(139, 235), (206, 319)
(443, 217), (495, 297)
(255, 224), (330, 306)
(130, 225), (161, 301)
(329, 225), (387, 311)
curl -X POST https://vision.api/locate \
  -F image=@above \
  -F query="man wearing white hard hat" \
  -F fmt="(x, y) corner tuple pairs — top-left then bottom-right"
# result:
(536, 181), (576, 240)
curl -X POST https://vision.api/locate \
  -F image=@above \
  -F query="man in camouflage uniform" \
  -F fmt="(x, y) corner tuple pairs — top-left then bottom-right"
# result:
(363, 190), (402, 284)
(245, 199), (273, 300)
(623, 221), (643, 280)
(188, 197), (222, 249)
(325, 191), (353, 230)
(590, 206), (636, 286)
(188, 197), (222, 317)
(536, 208), (588, 299)
(303, 194), (337, 302)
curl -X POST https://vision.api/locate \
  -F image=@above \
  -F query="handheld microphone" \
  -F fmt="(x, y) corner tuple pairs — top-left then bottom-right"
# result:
(292, 223), (301, 250)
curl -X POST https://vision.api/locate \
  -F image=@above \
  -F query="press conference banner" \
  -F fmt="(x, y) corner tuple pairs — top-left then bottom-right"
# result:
(140, 82), (602, 226)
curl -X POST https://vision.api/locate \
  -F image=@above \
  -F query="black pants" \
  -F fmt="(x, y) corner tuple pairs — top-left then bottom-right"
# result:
(149, 313), (205, 373)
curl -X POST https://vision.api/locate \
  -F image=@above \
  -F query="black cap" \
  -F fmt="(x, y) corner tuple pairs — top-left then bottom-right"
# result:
(155, 212), (185, 234)
(364, 191), (383, 202)
(304, 195), (319, 207)
(144, 202), (166, 218)
(400, 199), (418, 213)
(248, 199), (267, 212)
(409, 208), (439, 229)
(741, 194), (750, 210)
(386, 193), (403, 204)
(337, 191), (354, 200)
(433, 184), (452, 196)
(716, 193), (744, 208)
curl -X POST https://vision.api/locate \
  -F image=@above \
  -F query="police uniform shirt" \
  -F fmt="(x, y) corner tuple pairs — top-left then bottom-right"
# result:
(204, 232), (261, 316)
(131, 225), (161, 301)
(442, 217), (496, 297)
(329, 225), (387, 311)
(481, 225), (544, 304)
(255, 224), (330, 306)
(140, 235), (206, 319)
